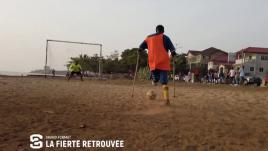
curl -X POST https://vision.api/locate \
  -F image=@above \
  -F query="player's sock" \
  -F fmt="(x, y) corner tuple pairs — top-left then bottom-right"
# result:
(162, 85), (170, 105)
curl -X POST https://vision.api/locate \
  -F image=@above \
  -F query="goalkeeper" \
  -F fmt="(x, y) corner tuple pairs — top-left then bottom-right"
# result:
(68, 61), (83, 81)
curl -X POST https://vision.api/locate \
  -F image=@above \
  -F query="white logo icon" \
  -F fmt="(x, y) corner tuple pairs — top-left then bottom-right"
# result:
(30, 134), (43, 149)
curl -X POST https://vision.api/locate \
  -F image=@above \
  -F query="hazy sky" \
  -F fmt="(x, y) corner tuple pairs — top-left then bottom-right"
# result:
(0, 0), (268, 72)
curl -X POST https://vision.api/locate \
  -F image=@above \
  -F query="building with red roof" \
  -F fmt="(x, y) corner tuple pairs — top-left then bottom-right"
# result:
(186, 47), (231, 71)
(235, 47), (268, 79)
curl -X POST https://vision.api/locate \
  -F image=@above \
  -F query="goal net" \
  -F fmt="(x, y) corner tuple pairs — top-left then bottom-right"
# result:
(45, 39), (103, 77)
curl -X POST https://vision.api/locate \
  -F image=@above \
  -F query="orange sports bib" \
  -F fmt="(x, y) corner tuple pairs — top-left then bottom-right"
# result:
(145, 34), (170, 71)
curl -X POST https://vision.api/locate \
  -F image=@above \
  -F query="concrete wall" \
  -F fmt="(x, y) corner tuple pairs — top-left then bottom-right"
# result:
(256, 54), (268, 78)
(235, 53), (268, 79)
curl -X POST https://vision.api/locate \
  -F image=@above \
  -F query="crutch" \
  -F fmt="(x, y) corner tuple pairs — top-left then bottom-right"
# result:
(131, 51), (140, 97)
(173, 57), (176, 98)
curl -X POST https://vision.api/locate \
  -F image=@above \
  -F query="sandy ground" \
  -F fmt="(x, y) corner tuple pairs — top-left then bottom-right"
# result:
(0, 76), (268, 151)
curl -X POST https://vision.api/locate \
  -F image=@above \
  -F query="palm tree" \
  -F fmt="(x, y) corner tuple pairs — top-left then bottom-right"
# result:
(68, 54), (99, 74)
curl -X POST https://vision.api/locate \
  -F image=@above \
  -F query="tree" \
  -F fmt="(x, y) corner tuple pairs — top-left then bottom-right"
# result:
(120, 48), (148, 72)
(88, 54), (100, 73)
(102, 51), (124, 73)
(68, 48), (148, 74)
(69, 54), (90, 72)
(102, 58), (124, 73)
(69, 54), (99, 73)
(172, 53), (187, 74)
(138, 67), (150, 80)
(109, 50), (120, 60)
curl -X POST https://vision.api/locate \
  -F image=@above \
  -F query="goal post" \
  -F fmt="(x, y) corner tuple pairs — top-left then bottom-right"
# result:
(44, 39), (103, 78)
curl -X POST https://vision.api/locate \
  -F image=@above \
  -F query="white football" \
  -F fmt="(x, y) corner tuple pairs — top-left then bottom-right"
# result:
(146, 90), (156, 100)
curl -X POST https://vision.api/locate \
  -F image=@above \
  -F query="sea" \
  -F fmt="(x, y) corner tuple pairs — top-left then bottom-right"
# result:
(0, 71), (29, 76)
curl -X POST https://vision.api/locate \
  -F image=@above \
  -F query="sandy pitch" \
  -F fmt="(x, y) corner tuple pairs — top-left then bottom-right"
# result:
(0, 77), (268, 151)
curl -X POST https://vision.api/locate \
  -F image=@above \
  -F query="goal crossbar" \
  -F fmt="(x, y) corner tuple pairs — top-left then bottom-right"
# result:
(47, 39), (102, 47)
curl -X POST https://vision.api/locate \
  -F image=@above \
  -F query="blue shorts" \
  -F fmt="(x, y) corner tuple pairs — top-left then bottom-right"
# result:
(151, 69), (168, 85)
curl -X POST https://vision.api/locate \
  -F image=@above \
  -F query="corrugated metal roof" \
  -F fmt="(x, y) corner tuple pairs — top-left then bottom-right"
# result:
(238, 47), (268, 54)
(187, 50), (202, 55)
(202, 47), (227, 56)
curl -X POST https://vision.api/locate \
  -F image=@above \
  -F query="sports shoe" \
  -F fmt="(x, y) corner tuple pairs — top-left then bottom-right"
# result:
(152, 81), (157, 86)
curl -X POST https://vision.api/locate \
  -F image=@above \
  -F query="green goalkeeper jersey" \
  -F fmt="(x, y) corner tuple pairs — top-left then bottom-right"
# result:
(69, 63), (82, 72)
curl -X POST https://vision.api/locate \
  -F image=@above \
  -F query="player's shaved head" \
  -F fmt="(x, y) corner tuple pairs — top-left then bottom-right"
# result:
(156, 25), (164, 34)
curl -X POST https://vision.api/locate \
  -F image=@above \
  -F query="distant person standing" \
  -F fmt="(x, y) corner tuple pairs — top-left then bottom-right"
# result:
(52, 69), (56, 77)
(229, 67), (236, 84)
(239, 66), (245, 84)
(208, 70), (212, 83)
(235, 67), (240, 85)
(139, 25), (177, 105)
(68, 61), (83, 81)
(219, 67), (225, 84)
(214, 71), (218, 83)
